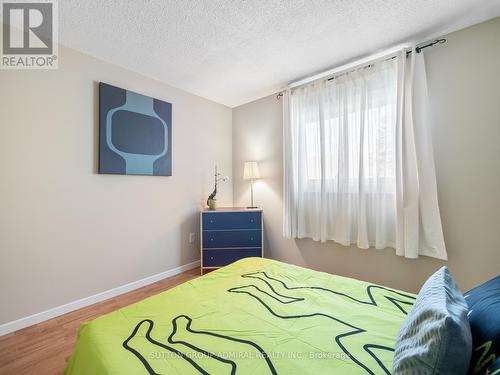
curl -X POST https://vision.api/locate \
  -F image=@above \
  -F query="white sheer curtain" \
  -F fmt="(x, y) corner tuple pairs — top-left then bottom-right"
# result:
(283, 48), (447, 260)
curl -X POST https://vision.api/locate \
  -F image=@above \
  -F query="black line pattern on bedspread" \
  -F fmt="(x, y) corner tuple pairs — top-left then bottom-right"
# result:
(168, 315), (277, 375)
(123, 271), (415, 375)
(123, 319), (209, 375)
(241, 271), (415, 314)
(123, 315), (277, 375)
(226, 271), (416, 375)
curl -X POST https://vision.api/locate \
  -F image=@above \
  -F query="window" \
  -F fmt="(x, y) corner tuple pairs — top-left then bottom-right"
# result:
(283, 49), (447, 260)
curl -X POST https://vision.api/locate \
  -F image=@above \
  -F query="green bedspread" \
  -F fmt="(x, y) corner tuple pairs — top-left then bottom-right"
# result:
(65, 258), (415, 375)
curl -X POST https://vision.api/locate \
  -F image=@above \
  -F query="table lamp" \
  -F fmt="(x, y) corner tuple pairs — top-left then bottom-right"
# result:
(243, 161), (260, 208)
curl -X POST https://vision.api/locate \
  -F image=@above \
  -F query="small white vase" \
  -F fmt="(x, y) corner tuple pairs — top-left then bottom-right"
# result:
(207, 199), (217, 210)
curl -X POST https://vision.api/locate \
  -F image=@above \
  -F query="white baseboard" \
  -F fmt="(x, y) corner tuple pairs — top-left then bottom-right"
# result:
(0, 260), (200, 337)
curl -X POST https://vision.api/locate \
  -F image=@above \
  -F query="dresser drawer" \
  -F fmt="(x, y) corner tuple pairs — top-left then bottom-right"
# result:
(203, 248), (262, 267)
(203, 229), (261, 248)
(202, 212), (261, 230)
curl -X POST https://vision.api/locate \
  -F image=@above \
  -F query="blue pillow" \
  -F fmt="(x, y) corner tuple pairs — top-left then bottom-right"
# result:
(464, 276), (500, 375)
(392, 266), (472, 375)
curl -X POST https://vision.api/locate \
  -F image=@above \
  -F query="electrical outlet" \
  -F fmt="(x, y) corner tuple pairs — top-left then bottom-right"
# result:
(189, 232), (195, 243)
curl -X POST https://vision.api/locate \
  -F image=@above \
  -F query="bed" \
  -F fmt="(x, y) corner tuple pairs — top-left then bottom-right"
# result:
(65, 258), (416, 375)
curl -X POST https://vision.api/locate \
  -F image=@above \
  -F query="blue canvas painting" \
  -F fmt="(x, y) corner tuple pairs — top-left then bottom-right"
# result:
(99, 82), (172, 176)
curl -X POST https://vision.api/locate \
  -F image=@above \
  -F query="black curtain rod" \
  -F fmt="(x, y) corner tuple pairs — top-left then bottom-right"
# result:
(413, 38), (446, 54)
(277, 38), (446, 98)
(326, 39), (446, 81)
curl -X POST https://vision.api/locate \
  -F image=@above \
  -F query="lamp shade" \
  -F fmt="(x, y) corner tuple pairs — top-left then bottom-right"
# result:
(243, 161), (260, 180)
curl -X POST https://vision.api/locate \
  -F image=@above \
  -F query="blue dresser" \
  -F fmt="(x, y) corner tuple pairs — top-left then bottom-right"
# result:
(200, 208), (263, 274)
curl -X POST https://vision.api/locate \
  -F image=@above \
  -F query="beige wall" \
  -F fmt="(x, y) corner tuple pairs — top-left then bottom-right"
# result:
(0, 16), (498, 327)
(232, 17), (500, 293)
(0, 45), (233, 324)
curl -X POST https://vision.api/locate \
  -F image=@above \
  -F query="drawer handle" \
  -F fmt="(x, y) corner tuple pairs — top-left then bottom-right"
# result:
(250, 219), (254, 222)
(210, 238), (214, 241)
(210, 256), (214, 260)
(210, 220), (214, 223)
(250, 237), (254, 241)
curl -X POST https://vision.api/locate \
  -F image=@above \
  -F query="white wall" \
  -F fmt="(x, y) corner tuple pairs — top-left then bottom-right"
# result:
(232, 17), (500, 293)
(0, 45), (233, 325)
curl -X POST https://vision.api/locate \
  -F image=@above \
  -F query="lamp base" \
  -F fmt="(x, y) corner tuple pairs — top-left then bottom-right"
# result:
(247, 206), (259, 209)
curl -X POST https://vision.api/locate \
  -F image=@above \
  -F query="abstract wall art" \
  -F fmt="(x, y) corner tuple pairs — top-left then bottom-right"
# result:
(99, 82), (172, 176)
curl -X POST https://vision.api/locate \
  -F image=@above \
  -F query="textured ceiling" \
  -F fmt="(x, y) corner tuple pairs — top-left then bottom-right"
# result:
(60, 0), (500, 107)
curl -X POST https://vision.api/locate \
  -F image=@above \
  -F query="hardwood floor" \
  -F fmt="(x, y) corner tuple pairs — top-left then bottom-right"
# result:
(0, 268), (200, 375)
